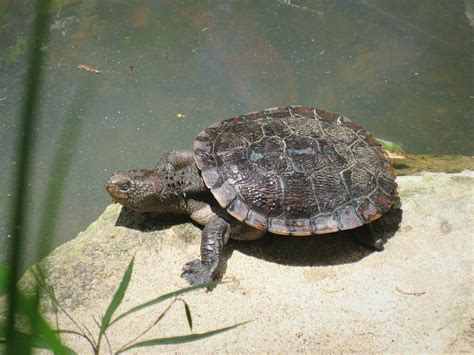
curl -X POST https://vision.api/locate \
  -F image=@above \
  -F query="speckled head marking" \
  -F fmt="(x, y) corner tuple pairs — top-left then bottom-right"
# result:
(105, 169), (165, 212)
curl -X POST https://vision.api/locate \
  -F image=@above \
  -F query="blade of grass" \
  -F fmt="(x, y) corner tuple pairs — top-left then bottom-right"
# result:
(30, 265), (98, 349)
(110, 281), (221, 326)
(0, 327), (76, 354)
(182, 300), (192, 330)
(119, 322), (248, 353)
(6, 0), (52, 352)
(98, 256), (135, 344)
(55, 329), (96, 352)
(10, 289), (76, 354)
(93, 315), (112, 354)
(32, 313), (76, 355)
(117, 298), (178, 351)
(35, 75), (95, 263)
(0, 263), (7, 294)
(30, 72), (95, 353)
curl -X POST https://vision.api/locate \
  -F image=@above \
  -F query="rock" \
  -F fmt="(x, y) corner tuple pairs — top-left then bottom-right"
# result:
(16, 171), (474, 352)
(392, 154), (474, 176)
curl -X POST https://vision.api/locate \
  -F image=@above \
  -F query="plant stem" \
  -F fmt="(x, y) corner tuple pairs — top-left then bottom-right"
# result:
(116, 299), (177, 353)
(6, 0), (52, 352)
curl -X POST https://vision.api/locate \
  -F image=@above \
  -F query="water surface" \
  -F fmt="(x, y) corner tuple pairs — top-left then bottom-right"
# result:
(0, 0), (472, 267)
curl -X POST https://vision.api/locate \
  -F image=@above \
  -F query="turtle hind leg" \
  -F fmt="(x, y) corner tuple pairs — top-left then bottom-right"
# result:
(352, 223), (385, 251)
(353, 203), (403, 251)
(181, 215), (230, 285)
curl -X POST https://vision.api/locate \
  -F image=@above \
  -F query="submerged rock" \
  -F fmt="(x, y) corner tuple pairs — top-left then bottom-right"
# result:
(15, 171), (474, 352)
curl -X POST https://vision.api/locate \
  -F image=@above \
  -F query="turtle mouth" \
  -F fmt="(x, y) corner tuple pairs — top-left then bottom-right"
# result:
(105, 180), (129, 201)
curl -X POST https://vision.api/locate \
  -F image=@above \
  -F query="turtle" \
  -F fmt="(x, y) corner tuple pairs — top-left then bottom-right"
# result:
(105, 106), (397, 285)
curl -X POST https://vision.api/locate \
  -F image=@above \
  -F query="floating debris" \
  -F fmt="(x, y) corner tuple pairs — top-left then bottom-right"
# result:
(78, 64), (100, 74)
(277, 0), (320, 14)
(128, 65), (134, 75)
(176, 113), (188, 119)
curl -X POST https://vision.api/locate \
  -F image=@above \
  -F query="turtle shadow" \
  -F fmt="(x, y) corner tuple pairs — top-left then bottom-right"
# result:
(224, 204), (403, 267)
(115, 207), (190, 232)
(114, 201), (403, 272)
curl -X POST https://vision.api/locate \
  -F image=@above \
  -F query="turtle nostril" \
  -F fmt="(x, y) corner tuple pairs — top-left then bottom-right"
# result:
(105, 181), (119, 195)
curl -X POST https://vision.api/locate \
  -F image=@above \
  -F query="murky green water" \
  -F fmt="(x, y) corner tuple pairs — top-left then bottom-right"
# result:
(1, 0), (472, 266)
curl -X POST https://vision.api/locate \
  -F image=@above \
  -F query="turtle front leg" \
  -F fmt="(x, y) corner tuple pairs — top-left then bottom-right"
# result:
(181, 215), (230, 285)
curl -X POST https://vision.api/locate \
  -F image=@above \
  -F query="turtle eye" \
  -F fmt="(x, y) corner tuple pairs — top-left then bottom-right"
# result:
(119, 181), (131, 191)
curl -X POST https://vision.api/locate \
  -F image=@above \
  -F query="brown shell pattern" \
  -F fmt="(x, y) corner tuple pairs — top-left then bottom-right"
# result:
(193, 106), (397, 236)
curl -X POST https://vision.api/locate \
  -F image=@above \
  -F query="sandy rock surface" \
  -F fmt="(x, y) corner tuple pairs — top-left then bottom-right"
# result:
(18, 171), (474, 353)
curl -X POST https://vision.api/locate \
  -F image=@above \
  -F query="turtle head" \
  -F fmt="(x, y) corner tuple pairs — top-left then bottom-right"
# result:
(105, 169), (167, 212)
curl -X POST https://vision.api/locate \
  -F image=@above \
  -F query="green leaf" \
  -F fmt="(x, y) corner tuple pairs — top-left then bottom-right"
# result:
(111, 281), (221, 326)
(34, 318), (76, 354)
(6, 0), (53, 352)
(16, 290), (73, 355)
(183, 301), (192, 330)
(375, 138), (405, 154)
(99, 256), (135, 337)
(120, 322), (248, 352)
(0, 263), (8, 295)
(0, 327), (75, 354)
(0, 302), (76, 355)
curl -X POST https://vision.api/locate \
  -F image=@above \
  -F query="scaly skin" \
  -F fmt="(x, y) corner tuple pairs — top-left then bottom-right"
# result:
(106, 148), (388, 284)
(105, 149), (264, 285)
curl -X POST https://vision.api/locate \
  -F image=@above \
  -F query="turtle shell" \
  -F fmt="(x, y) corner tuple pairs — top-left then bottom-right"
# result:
(193, 106), (397, 236)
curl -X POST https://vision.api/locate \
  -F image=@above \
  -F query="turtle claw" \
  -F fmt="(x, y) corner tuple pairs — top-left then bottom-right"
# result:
(181, 259), (214, 285)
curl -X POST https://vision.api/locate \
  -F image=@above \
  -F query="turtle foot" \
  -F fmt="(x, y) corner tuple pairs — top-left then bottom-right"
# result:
(181, 259), (215, 285)
(354, 231), (386, 251)
(365, 237), (385, 251)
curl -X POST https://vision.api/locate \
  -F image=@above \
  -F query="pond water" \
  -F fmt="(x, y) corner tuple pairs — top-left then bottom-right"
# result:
(0, 0), (472, 268)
